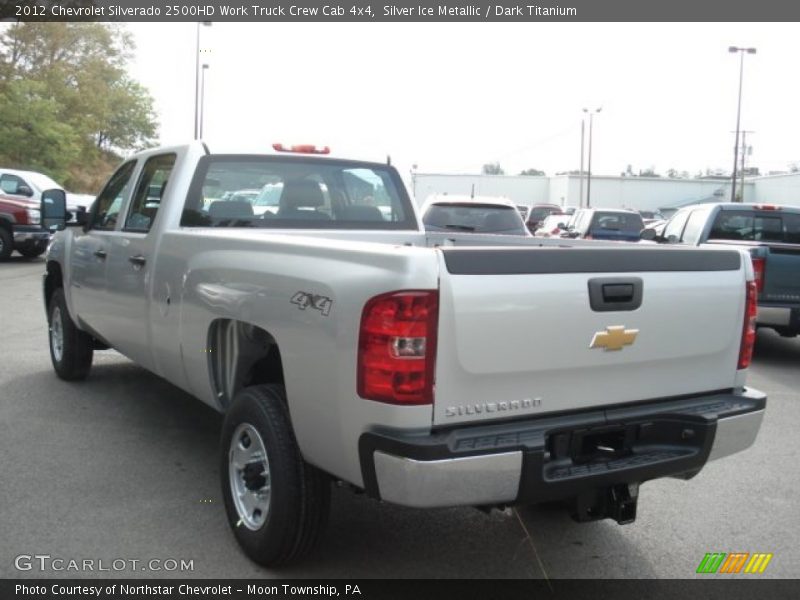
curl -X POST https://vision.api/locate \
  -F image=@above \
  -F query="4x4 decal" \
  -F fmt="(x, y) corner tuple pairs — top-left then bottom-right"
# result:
(291, 291), (333, 316)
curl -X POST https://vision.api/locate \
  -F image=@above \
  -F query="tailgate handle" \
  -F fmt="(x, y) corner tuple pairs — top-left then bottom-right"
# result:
(588, 277), (643, 312)
(603, 284), (634, 301)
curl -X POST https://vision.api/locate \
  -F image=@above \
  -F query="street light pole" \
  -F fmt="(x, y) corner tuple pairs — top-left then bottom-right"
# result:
(579, 117), (585, 208)
(584, 107), (601, 208)
(199, 64), (209, 139)
(193, 22), (212, 140)
(729, 46), (756, 202)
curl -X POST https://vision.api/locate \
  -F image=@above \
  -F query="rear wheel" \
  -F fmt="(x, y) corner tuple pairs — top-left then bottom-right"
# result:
(220, 384), (330, 566)
(48, 288), (93, 380)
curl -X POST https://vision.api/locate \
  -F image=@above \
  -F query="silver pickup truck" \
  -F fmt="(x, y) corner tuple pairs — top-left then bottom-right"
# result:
(44, 143), (766, 566)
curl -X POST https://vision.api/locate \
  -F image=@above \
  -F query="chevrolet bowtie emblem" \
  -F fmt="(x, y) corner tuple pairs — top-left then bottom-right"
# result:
(590, 326), (639, 351)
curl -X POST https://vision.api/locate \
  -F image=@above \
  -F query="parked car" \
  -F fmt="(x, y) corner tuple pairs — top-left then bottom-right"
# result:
(0, 168), (68, 259)
(646, 202), (800, 337)
(525, 203), (564, 233)
(565, 208), (645, 242)
(533, 214), (570, 238)
(422, 196), (530, 236)
(43, 142), (764, 566)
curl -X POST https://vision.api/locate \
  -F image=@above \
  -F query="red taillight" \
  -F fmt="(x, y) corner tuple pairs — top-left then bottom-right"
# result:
(751, 256), (765, 293)
(738, 280), (758, 370)
(357, 291), (438, 405)
(753, 204), (780, 211)
(551, 227), (560, 234)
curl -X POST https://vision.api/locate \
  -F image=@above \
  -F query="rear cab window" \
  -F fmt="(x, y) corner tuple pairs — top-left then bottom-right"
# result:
(709, 209), (800, 243)
(181, 155), (417, 230)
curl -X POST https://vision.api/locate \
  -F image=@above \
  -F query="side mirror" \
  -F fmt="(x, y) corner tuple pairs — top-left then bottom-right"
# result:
(41, 188), (68, 231)
(557, 222), (566, 229)
(17, 185), (34, 197)
(640, 228), (657, 241)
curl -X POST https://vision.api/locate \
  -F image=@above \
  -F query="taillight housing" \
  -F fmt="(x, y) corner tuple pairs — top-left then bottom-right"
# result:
(738, 280), (758, 370)
(357, 290), (438, 405)
(751, 256), (765, 293)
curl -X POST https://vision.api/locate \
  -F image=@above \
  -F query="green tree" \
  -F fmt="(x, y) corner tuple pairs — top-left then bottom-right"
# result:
(0, 80), (80, 181)
(0, 22), (158, 190)
(519, 168), (546, 176)
(482, 162), (504, 175)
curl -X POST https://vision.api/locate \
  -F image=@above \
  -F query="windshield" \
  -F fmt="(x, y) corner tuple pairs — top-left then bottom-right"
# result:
(423, 203), (528, 235)
(181, 156), (416, 230)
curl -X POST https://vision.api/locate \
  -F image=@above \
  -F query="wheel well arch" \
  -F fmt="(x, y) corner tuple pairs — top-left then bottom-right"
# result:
(207, 319), (285, 410)
(0, 217), (12, 232)
(44, 261), (64, 310)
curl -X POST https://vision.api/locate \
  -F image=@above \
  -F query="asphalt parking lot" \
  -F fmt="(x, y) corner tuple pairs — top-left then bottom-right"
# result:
(1, 257), (798, 579)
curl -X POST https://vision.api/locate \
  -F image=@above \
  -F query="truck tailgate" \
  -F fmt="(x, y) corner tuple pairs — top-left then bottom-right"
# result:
(433, 247), (746, 426)
(762, 245), (800, 304)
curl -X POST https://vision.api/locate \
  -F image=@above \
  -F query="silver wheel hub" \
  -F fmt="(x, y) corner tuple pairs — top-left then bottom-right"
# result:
(50, 306), (64, 362)
(229, 423), (271, 530)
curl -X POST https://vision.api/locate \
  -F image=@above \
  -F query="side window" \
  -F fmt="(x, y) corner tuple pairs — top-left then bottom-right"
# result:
(124, 154), (176, 233)
(0, 174), (28, 195)
(663, 209), (690, 242)
(91, 161), (136, 231)
(680, 210), (709, 245)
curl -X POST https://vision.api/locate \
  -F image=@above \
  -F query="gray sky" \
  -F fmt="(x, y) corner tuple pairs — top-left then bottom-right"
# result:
(128, 22), (798, 178)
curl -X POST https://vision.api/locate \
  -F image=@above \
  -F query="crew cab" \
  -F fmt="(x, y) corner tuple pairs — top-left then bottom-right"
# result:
(43, 143), (765, 566)
(648, 203), (800, 337)
(0, 168), (66, 259)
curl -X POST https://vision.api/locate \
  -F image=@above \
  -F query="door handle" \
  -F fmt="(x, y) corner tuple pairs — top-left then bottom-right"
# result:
(93, 249), (107, 259)
(128, 255), (147, 267)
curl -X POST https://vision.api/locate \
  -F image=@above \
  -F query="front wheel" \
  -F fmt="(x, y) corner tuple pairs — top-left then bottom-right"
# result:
(48, 288), (93, 380)
(220, 384), (330, 566)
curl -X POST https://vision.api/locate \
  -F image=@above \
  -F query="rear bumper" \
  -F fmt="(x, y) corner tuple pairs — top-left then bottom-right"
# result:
(757, 303), (800, 329)
(359, 388), (766, 509)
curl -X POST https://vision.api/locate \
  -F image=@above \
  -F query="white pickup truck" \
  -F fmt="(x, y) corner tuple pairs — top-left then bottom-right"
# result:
(44, 143), (766, 566)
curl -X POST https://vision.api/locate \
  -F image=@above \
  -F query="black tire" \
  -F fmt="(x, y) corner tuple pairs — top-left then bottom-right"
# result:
(0, 227), (12, 260)
(18, 244), (46, 258)
(48, 288), (93, 380)
(221, 384), (330, 566)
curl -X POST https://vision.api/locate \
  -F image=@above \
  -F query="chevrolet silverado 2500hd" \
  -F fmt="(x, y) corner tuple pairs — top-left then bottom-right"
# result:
(44, 143), (766, 566)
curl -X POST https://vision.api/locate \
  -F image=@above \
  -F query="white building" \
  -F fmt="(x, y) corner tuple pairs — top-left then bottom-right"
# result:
(411, 171), (798, 212)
